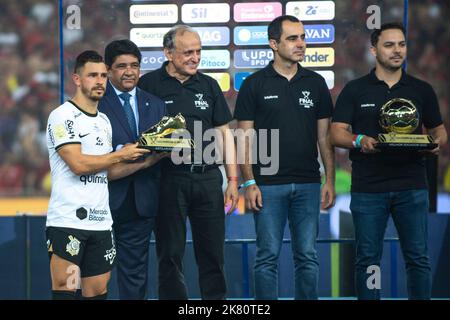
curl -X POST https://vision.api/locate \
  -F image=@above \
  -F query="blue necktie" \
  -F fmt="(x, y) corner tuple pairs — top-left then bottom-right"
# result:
(119, 92), (138, 140)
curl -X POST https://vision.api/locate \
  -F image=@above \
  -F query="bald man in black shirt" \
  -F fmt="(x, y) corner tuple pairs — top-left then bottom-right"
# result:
(138, 25), (238, 300)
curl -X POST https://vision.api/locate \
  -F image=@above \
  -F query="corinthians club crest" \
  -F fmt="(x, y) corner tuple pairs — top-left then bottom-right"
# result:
(66, 235), (81, 256)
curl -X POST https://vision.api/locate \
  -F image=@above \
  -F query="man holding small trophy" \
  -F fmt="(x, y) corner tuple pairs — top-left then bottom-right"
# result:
(138, 25), (239, 300)
(331, 22), (447, 299)
(98, 40), (167, 300)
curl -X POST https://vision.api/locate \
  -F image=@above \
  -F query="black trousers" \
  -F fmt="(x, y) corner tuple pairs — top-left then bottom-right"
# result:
(113, 186), (155, 300)
(156, 167), (226, 300)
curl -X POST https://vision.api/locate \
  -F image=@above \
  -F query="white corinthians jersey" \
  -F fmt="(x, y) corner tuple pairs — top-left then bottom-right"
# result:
(46, 101), (113, 231)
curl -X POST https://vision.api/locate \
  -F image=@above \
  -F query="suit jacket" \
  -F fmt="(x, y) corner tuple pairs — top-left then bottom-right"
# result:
(98, 81), (166, 219)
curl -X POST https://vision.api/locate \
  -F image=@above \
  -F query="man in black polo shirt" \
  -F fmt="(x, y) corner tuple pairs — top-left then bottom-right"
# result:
(234, 15), (336, 300)
(331, 22), (447, 300)
(138, 25), (238, 300)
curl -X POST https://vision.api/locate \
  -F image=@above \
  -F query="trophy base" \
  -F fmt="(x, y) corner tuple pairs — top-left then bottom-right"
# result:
(376, 133), (437, 152)
(138, 145), (179, 152)
(375, 142), (438, 152)
(138, 135), (194, 152)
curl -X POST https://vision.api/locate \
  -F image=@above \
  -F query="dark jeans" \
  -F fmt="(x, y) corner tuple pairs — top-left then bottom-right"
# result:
(156, 168), (226, 300)
(351, 189), (431, 300)
(254, 183), (321, 300)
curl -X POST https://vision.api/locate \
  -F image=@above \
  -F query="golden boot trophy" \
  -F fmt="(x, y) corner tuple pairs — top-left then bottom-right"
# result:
(138, 113), (194, 151)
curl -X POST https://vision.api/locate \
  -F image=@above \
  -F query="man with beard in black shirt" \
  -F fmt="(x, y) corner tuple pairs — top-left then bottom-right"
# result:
(331, 22), (447, 300)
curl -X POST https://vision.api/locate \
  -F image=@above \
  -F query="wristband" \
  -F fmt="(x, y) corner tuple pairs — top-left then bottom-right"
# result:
(355, 134), (365, 148)
(352, 135), (357, 148)
(227, 176), (238, 182)
(243, 179), (256, 188)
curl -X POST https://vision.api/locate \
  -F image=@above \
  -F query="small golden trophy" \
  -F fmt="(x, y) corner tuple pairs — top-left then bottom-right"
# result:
(376, 98), (436, 151)
(138, 113), (194, 151)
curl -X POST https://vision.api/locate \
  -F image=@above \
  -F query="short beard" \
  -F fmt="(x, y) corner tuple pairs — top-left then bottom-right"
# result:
(376, 56), (403, 72)
(89, 94), (103, 102)
(81, 86), (104, 102)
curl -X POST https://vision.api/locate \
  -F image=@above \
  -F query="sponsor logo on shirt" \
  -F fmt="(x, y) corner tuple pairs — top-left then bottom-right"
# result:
(65, 120), (75, 139)
(299, 91), (314, 108)
(264, 95), (278, 100)
(194, 93), (209, 110)
(48, 124), (55, 145)
(76, 207), (87, 220)
(96, 137), (104, 146)
(54, 124), (66, 139)
(79, 174), (108, 185)
(361, 103), (376, 108)
(89, 208), (109, 222)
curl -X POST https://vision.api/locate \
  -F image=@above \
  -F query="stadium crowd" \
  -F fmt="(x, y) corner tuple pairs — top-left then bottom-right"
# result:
(0, 0), (449, 196)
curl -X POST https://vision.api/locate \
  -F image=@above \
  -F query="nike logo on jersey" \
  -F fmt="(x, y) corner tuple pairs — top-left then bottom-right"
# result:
(79, 133), (90, 138)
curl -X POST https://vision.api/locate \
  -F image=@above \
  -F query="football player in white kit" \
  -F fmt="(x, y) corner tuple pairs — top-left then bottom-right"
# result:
(45, 51), (157, 300)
